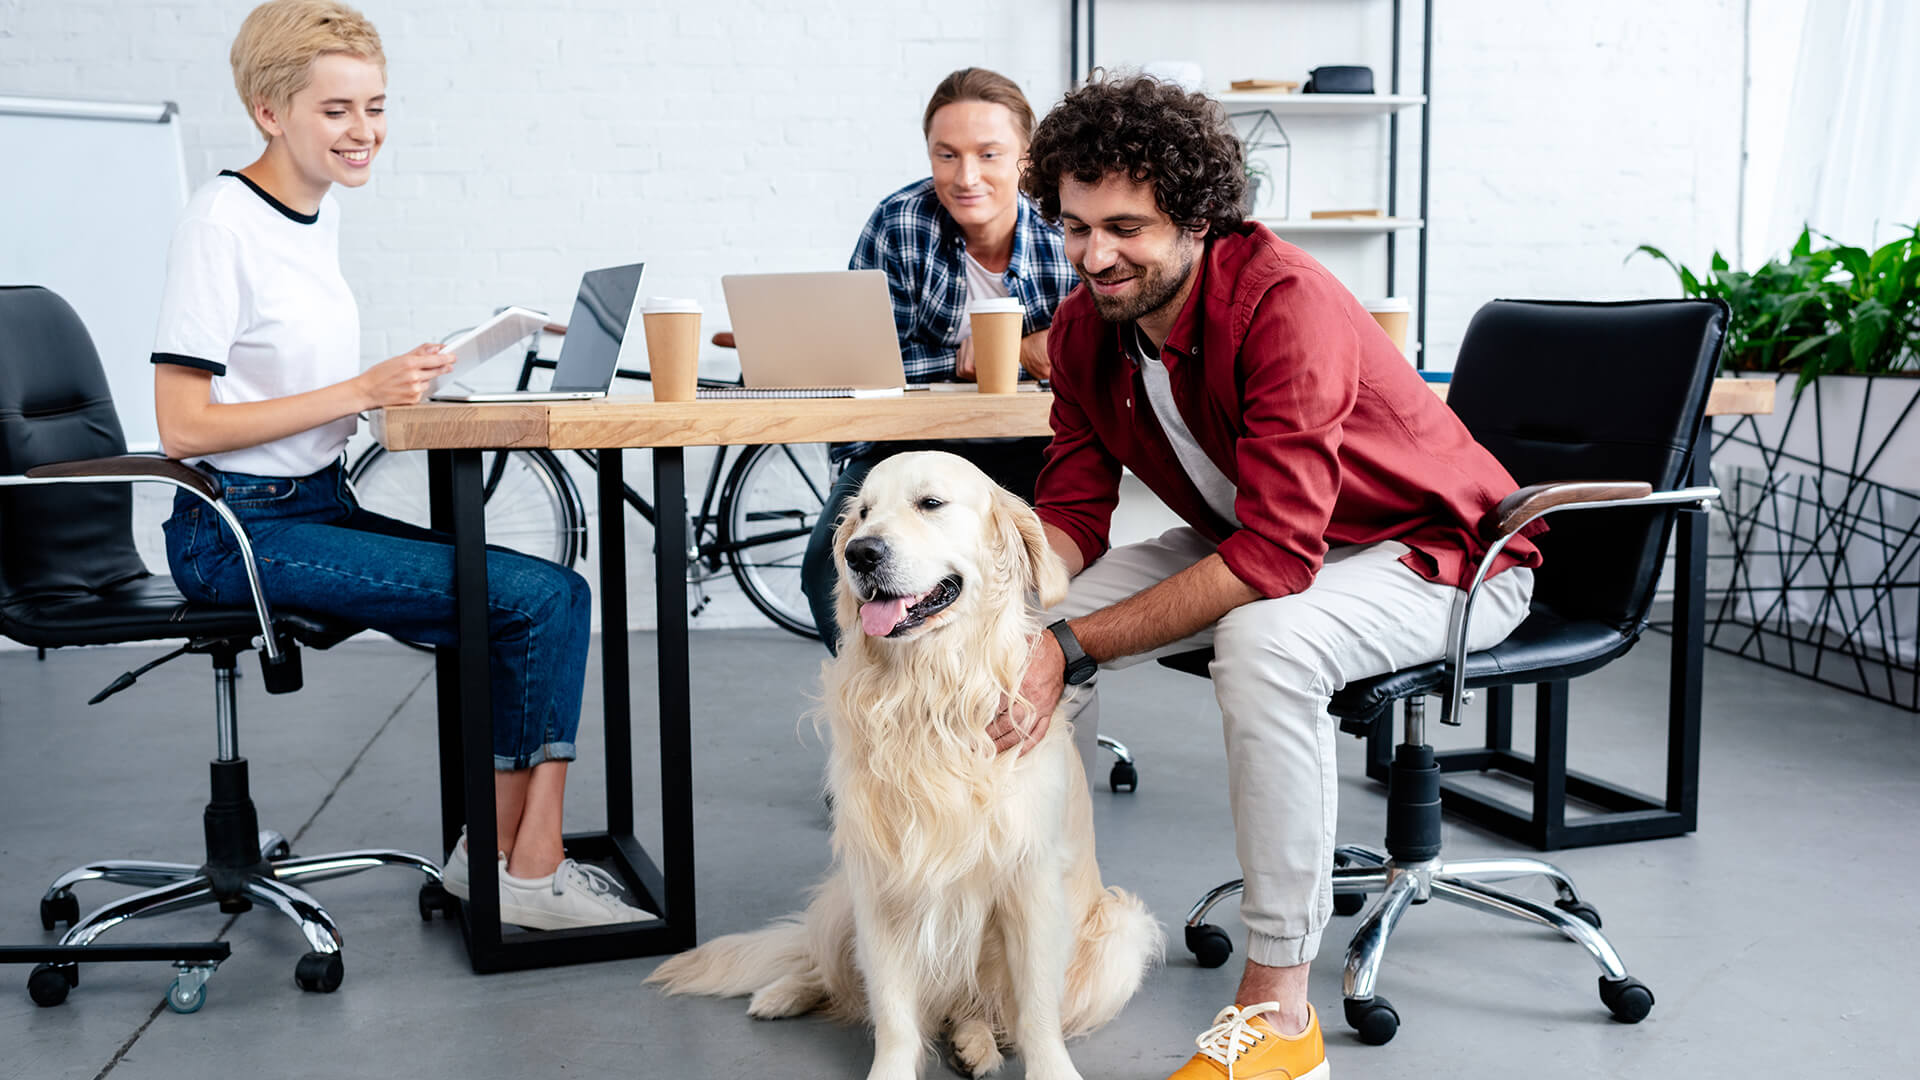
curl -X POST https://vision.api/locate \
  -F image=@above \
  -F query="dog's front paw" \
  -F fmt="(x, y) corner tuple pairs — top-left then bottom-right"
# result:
(945, 1018), (1004, 1077)
(746, 974), (823, 1019)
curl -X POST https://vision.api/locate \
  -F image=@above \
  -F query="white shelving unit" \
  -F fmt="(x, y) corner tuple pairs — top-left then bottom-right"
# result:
(1069, 0), (1435, 364)
(1216, 91), (1425, 114)
(1257, 216), (1425, 234)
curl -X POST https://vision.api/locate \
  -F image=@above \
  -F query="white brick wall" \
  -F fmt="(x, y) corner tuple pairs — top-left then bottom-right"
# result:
(0, 0), (1745, 635)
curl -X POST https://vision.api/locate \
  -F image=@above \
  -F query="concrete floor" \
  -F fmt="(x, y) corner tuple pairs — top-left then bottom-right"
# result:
(1, 629), (1915, 1079)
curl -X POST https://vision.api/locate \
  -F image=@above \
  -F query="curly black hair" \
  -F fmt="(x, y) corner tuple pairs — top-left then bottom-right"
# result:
(1021, 73), (1247, 238)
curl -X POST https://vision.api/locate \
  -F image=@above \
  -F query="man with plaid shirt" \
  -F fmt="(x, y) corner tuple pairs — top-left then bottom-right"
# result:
(801, 68), (1078, 652)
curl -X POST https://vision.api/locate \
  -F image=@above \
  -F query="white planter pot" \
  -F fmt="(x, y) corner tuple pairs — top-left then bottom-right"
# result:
(1710, 372), (1920, 677)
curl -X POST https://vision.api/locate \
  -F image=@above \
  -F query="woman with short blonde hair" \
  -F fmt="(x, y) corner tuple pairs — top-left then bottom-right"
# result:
(152, 0), (648, 938)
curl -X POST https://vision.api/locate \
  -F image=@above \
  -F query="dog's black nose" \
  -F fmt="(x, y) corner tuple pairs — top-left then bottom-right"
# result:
(844, 536), (888, 574)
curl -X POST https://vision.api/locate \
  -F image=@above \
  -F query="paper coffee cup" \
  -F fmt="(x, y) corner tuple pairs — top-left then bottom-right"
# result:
(968, 297), (1025, 394)
(1363, 297), (1410, 354)
(642, 297), (702, 402)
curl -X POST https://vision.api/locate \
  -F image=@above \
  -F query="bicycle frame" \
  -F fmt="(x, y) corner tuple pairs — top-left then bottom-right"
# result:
(509, 348), (830, 574)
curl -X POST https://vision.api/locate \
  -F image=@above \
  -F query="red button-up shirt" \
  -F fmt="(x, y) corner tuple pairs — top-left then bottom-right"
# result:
(1034, 224), (1542, 598)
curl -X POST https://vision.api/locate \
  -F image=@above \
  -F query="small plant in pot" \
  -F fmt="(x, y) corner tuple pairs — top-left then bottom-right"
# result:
(1243, 157), (1272, 216)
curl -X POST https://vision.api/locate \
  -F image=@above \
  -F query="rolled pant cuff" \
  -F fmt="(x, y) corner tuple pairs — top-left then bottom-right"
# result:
(493, 741), (577, 771)
(1247, 926), (1324, 969)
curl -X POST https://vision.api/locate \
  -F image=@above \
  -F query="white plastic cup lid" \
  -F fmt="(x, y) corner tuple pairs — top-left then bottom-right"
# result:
(968, 297), (1026, 315)
(1362, 297), (1410, 313)
(643, 296), (702, 314)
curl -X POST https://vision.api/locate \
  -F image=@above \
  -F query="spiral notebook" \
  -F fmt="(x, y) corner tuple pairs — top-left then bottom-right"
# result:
(697, 385), (904, 399)
(704, 270), (908, 398)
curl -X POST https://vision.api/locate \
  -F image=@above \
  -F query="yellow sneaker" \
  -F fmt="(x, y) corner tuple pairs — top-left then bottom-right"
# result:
(1166, 1001), (1328, 1080)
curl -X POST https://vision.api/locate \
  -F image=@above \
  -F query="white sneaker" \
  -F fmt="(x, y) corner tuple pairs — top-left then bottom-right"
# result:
(498, 859), (655, 931)
(438, 829), (504, 903)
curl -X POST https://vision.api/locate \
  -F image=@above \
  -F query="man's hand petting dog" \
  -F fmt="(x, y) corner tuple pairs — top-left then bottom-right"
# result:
(990, 629), (1064, 755)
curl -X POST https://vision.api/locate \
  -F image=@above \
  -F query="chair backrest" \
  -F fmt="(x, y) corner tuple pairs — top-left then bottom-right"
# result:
(0, 285), (149, 607)
(1446, 298), (1727, 628)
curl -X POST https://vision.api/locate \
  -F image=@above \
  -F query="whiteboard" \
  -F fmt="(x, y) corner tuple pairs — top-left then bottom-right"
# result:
(0, 96), (189, 451)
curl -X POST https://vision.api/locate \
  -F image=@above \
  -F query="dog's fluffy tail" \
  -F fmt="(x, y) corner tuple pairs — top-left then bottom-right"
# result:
(1063, 886), (1165, 1039)
(646, 916), (811, 999)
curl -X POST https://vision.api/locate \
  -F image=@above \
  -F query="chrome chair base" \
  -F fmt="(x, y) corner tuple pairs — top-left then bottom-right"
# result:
(1096, 734), (1138, 792)
(36, 829), (443, 1008)
(1182, 844), (1653, 1044)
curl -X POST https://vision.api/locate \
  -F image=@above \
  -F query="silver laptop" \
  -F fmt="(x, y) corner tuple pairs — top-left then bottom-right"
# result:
(433, 262), (645, 402)
(713, 270), (908, 396)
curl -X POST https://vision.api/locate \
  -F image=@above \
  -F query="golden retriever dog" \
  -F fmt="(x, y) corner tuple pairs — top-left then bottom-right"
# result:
(648, 451), (1161, 1080)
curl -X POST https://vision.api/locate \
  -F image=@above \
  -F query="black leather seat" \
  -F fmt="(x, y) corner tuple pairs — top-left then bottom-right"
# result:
(0, 285), (445, 1012)
(1159, 297), (1729, 1045)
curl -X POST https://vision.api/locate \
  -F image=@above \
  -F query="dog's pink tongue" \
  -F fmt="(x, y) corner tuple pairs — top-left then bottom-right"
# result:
(859, 596), (912, 637)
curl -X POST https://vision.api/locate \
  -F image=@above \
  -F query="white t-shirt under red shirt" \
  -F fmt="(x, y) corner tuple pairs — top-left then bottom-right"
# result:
(151, 171), (360, 478)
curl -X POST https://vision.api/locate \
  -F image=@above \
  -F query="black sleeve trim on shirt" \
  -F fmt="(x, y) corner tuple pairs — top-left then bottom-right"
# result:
(151, 352), (227, 376)
(219, 169), (320, 225)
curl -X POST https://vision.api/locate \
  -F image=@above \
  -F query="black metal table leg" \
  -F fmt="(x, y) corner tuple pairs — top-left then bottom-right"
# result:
(1666, 420), (1708, 833)
(429, 443), (691, 971)
(651, 447), (697, 951)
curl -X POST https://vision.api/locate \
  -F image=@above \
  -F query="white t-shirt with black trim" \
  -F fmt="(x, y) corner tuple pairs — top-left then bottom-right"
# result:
(151, 171), (360, 477)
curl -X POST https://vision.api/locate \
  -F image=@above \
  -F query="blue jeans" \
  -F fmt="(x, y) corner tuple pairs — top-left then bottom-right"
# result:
(800, 437), (1050, 654)
(162, 461), (591, 770)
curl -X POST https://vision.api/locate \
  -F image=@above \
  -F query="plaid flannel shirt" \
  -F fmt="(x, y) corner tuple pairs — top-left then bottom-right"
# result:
(849, 178), (1078, 382)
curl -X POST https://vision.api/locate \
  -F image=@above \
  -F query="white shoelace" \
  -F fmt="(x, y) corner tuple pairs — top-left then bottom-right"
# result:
(1195, 1001), (1281, 1078)
(552, 859), (625, 900)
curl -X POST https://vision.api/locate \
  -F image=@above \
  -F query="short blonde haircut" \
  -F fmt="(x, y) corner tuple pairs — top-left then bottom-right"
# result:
(230, 0), (386, 139)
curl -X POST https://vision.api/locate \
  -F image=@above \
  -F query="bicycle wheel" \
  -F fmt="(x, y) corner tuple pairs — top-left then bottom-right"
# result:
(720, 442), (833, 639)
(346, 445), (586, 567)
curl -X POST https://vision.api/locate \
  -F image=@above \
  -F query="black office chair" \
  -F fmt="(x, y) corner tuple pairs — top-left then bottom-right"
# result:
(0, 286), (449, 1012)
(1161, 298), (1727, 1044)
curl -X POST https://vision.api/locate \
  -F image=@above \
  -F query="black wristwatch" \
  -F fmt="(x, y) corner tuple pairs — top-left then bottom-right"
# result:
(1047, 619), (1098, 685)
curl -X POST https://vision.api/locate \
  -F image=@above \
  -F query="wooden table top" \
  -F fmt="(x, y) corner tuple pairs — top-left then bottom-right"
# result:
(372, 377), (1775, 451)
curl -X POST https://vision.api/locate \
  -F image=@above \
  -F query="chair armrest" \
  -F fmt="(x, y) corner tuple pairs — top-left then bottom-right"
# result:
(2, 456), (284, 660)
(1487, 481), (1652, 539)
(25, 454), (221, 501)
(1436, 481), (1721, 728)
(711, 331), (736, 349)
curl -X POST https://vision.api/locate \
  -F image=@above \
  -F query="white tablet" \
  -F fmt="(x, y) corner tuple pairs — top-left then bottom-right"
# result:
(430, 306), (551, 395)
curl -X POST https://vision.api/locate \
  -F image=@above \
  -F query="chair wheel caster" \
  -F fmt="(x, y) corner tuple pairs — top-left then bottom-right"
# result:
(167, 974), (207, 1014)
(27, 963), (76, 1007)
(1599, 975), (1654, 1023)
(1185, 923), (1232, 969)
(1344, 995), (1399, 1045)
(1109, 760), (1138, 793)
(418, 880), (454, 921)
(1556, 898), (1602, 928)
(293, 951), (343, 993)
(40, 892), (79, 931)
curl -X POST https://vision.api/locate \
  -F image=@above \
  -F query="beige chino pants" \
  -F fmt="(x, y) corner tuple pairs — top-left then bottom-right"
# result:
(1057, 527), (1533, 967)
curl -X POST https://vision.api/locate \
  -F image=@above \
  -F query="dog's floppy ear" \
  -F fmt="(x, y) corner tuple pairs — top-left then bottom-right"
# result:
(991, 486), (1069, 609)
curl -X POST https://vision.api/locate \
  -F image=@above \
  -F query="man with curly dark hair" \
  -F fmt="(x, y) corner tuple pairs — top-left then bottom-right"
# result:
(986, 74), (1543, 1079)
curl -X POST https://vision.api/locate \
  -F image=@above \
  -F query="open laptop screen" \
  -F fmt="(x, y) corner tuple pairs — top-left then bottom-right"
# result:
(551, 262), (644, 392)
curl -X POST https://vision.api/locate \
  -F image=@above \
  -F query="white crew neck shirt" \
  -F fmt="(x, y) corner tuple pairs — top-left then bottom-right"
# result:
(151, 171), (360, 477)
(1129, 323), (1241, 527)
(958, 250), (1012, 341)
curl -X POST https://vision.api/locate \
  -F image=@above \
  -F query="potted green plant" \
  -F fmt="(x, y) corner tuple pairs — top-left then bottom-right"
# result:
(1631, 224), (1920, 708)
(1633, 224), (1920, 394)
(1244, 157), (1273, 215)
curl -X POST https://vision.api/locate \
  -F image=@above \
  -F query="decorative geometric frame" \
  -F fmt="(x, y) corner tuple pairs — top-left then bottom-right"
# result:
(1700, 376), (1920, 711)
